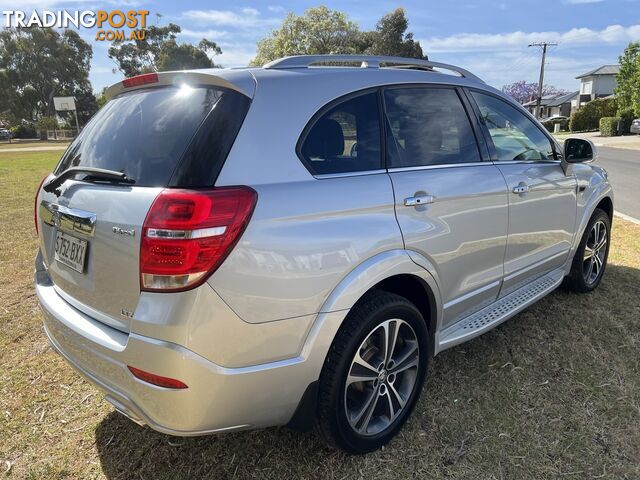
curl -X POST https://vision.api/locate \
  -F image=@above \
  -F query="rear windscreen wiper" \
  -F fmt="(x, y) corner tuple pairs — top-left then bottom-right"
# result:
(43, 167), (136, 194)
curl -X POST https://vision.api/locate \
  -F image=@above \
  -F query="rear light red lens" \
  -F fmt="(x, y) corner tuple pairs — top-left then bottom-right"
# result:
(127, 366), (188, 389)
(140, 187), (257, 292)
(122, 73), (159, 88)
(34, 174), (48, 235)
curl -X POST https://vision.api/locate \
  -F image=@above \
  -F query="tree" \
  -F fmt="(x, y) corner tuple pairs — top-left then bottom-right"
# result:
(360, 8), (424, 59)
(0, 28), (92, 121)
(501, 80), (567, 104)
(251, 7), (425, 66)
(251, 7), (360, 66)
(156, 39), (222, 72)
(614, 42), (640, 116)
(108, 23), (222, 77)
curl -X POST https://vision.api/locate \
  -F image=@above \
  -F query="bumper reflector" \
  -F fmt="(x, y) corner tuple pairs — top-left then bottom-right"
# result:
(127, 366), (188, 389)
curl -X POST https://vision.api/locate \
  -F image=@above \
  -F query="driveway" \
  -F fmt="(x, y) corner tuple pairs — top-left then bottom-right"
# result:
(596, 147), (639, 221)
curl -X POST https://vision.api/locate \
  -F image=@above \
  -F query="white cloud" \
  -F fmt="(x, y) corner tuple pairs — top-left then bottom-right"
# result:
(215, 43), (257, 67)
(180, 28), (229, 39)
(440, 50), (614, 90)
(181, 8), (281, 29)
(423, 24), (640, 52)
(267, 5), (285, 13)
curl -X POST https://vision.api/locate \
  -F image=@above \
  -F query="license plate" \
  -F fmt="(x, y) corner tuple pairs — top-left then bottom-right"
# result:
(54, 231), (88, 273)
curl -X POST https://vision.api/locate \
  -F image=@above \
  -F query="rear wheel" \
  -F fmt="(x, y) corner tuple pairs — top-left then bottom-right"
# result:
(317, 291), (429, 453)
(564, 208), (611, 292)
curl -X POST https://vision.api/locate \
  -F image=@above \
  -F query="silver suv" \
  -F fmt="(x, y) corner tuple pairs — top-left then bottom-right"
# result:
(35, 55), (613, 453)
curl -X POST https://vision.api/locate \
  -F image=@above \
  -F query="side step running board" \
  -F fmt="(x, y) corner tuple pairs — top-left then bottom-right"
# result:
(437, 268), (565, 352)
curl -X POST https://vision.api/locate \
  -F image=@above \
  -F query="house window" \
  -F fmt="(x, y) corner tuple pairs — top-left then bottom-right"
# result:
(581, 80), (593, 95)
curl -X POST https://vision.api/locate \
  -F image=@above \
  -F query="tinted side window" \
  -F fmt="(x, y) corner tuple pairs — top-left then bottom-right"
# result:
(383, 87), (481, 168)
(470, 91), (555, 161)
(300, 92), (381, 175)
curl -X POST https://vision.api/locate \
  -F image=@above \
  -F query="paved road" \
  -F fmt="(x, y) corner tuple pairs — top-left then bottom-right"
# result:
(0, 146), (68, 152)
(597, 147), (639, 220)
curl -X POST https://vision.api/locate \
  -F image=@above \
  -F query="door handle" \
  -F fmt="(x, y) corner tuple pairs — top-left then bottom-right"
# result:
(404, 194), (435, 207)
(512, 183), (529, 194)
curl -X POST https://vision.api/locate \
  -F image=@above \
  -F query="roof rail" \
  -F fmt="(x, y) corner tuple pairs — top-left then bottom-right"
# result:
(263, 55), (483, 82)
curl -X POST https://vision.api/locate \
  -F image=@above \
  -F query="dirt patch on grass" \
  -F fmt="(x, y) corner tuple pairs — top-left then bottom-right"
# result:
(1, 151), (638, 479)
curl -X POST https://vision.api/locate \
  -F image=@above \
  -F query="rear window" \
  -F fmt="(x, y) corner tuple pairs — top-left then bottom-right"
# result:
(55, 85), (250, 187)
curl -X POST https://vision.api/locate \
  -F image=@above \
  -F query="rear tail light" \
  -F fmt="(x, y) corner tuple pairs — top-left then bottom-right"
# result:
(122, 73), (159, 88)
(34, 174), (48, 234)
(140, 186), (257, 292)
(127, 366), (188, 389)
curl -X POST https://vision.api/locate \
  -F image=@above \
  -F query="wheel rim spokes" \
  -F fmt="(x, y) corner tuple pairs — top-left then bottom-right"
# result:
(344, 319), (419, 436)
(583, 220), (607, 285)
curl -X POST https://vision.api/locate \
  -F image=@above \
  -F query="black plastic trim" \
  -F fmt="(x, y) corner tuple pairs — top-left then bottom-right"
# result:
(286, 380), (319, 432)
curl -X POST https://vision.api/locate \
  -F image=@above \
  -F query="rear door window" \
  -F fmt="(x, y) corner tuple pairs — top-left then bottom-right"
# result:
(299, 92), (382, 175)
(383, 87), (481, 168)
(55, 85), (249, 187)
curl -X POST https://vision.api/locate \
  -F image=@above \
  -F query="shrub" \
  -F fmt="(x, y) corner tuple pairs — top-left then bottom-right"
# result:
(599, 117), (621, 136)
(570, 97), (617, 132)
(37, 116), (59, 131)
(9, 124), (37, 139)
(618, 107), (636, 134)
(542, 117), (569, 132)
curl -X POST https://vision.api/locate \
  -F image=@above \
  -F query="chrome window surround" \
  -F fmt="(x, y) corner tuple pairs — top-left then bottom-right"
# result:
(312, 160), (563, 179)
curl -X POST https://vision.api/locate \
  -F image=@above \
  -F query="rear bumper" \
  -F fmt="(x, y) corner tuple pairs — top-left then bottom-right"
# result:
(35, 266), (328, 436)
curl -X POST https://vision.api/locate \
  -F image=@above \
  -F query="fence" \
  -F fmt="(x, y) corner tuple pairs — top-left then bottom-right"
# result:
(46, 129), (78, 140)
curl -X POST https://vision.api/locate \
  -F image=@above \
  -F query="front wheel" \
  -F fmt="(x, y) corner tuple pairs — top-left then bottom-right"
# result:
(316, 291), (429, 453)
(564, 208), (611, 292)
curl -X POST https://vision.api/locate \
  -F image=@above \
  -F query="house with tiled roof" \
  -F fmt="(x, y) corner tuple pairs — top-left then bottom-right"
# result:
(523, 91), (579, 119)
(576, 65), (620, 108)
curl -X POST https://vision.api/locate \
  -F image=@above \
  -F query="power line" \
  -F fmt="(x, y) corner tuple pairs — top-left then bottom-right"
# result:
(528, 42), (558, 118)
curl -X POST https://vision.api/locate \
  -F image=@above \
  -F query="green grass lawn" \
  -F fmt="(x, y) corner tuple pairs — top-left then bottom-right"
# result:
(1, 150), (639, 479)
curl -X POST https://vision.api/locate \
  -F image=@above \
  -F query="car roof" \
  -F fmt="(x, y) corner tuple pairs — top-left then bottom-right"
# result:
(106, 55), (497, 101)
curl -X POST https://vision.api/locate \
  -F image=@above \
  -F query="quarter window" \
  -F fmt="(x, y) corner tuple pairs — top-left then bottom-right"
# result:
(383, 87), (481, 168)
(300, 92), (381, 175)
(470, 91), (555, 161)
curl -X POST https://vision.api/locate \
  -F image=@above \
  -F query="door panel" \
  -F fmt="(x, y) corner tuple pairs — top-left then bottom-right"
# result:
(497, 163), (577, 294)
(383, 86), (508, 327)
(390, 166), (508, 327)
(466, 90), (578, 293)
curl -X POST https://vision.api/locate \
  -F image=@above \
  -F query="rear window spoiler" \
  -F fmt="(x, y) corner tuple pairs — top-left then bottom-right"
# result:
(105, 70), (256, 101)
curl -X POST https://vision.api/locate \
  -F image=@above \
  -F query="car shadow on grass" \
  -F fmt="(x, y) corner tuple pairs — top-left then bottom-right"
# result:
(94, 264), (640, 480)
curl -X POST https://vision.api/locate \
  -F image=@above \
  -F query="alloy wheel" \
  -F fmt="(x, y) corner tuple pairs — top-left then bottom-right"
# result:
(583, 219), (607, 285)
(344, 319), (419, 436)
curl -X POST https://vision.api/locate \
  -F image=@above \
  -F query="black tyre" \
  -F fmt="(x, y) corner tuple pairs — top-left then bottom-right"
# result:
(317, 291), (429, 453)
(564, 208), (611, 293)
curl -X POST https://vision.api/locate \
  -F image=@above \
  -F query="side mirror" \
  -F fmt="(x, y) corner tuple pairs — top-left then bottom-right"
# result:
(563, 137), (596, 163)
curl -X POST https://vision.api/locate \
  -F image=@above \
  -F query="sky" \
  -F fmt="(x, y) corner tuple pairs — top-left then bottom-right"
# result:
(3, 0), (640, 93)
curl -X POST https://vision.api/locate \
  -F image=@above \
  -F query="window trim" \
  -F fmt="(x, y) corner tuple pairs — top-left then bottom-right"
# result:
(464, 87), (561, 163)
(295, 87), (384, 178)
(381, 84), (487, 170)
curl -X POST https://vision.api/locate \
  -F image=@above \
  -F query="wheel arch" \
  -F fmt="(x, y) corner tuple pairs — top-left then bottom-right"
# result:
(596, 196), (613, 220)
(288, 250), (441, 432)
(370, 274), (437, 354)
(316, 249), (441, 342)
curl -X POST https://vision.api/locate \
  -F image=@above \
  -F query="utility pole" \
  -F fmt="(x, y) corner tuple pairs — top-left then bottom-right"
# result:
(528, 42), (557, 118)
